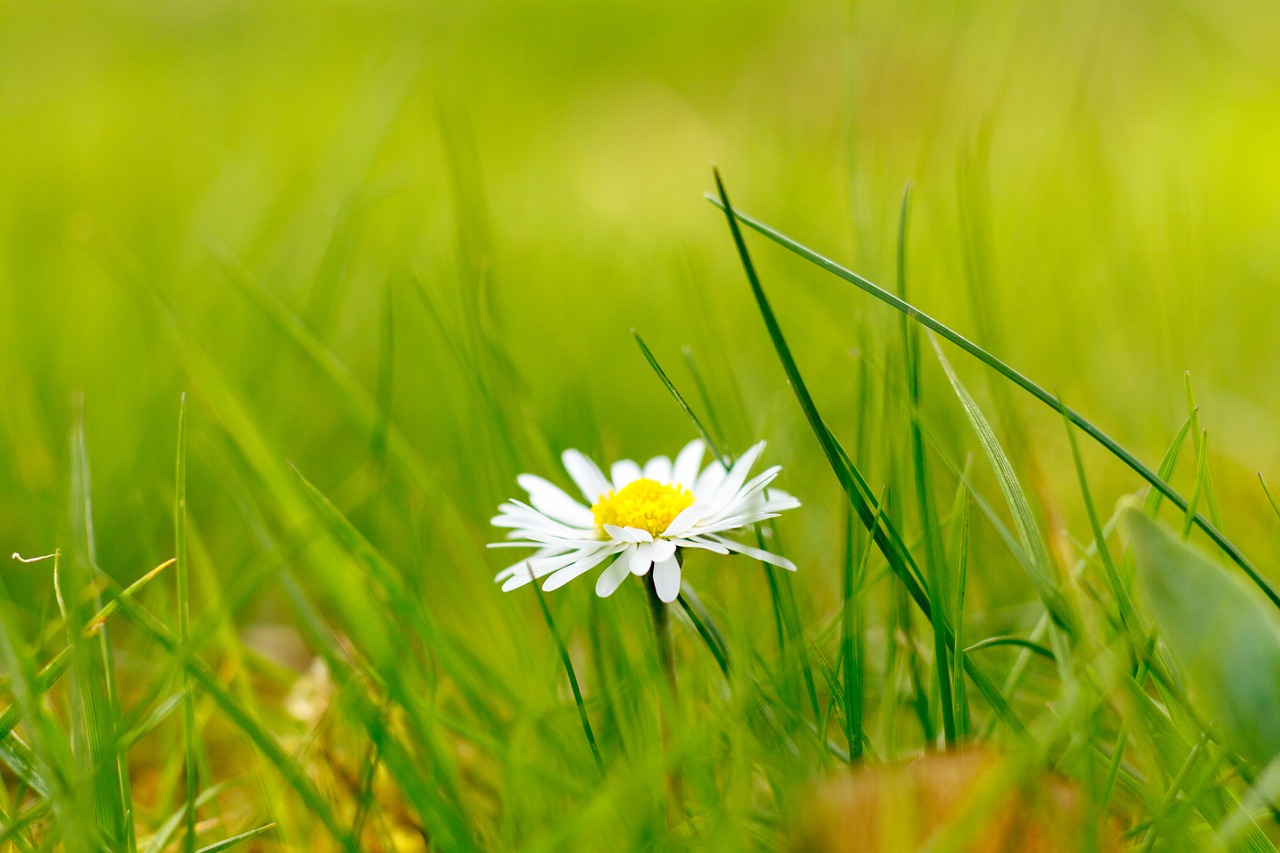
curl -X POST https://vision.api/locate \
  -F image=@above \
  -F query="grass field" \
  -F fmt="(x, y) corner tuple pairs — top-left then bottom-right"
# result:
(6, 1), (1280, 850)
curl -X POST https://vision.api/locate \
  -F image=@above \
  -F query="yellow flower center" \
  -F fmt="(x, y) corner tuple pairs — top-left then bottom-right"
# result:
(591, 478), (695, 538)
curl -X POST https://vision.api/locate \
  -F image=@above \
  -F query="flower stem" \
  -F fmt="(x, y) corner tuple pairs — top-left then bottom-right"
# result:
(646, 570), (683, 827)
(647, 578), (678, 698)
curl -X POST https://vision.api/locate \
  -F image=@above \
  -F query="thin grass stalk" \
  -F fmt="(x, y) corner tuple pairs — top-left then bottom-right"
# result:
(530, 574), (604, 775)
(951, 494), (971, 739)
(174, 395), (199, 853)
(895, 185), (956, 745)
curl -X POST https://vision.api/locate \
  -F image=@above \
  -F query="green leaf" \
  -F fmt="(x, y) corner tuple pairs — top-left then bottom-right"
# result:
(1121, 503), (1280, 768)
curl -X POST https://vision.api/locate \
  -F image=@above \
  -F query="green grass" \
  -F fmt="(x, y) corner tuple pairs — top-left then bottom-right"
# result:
(6, 1), (1280, 850)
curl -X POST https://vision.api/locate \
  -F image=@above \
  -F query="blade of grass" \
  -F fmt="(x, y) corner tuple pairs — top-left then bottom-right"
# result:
(962, 637), (1055, 659)
(530, 577), (605, 775)
(680, 346), (731, 456)
(1059, 396), (1140, 640)
(895, 185), (956, 745)
(1260, 474), (1280, 525)
(194, 822), (277, 853)
(69, 397), (133, 851)
(676, 584), (730, 677)
(705, 195), (1280, 612)
(711, 167), (1018, 732)
(841, 503), (872, 761)
(0, 799), (49, 850)
(951, 492), (971, 739)
(174, 395), (199, 853)
(1145, 417), (1192, 514)
(1184, 374), (1224, 529)
(140, 780), (239, 853)
(710, 169), (1020, 734)
(630, 329), (728, 465)
(928, 333), (1076, 641)
(1181, 428), (1210, 538)
(0, 564), (83, 847)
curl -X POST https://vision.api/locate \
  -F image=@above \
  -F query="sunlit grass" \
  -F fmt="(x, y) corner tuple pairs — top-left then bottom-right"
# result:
(6, 1), (1280, 850)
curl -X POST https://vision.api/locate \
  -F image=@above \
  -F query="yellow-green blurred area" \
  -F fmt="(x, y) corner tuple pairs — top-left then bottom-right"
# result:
(3, 0), (1280, 620)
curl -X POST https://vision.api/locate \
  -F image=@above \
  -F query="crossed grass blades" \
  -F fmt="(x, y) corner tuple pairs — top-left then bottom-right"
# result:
(4, 171), (1280, 851)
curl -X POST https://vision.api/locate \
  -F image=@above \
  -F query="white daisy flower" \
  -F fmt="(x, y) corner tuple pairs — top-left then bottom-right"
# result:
(491, 439), (800, 603)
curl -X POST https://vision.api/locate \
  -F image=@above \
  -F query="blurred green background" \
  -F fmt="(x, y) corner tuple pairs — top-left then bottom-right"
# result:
(3, 0), (1280, 633)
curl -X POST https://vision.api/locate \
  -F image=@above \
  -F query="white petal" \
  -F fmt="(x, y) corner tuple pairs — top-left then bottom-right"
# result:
(492, 500), (589, 537)
(496, 555), (558, 589)
(674, 536), (731, 555)
(725, 465), (782, 510)
(643, 455), (672, 483)
(488, 541), (563, 549)
(671, 439), (705, 489)
(693, 512), (782, 536)
(763, 488), (801, 510)
(501, 550), (586, 589)
(603, 524), (652, 543)
(562, 449), (613, 504)
(494, 548), (555, 582)
(501, 532), (604, 548)
(595, 554), (631, 597)
(709, 441), (766, 508)
(650, 539), (677, 564)
(653, 556), (681, 603)
(711, 535), (797, 571)
(500, 552), (569, 591)
(662, 502), (708, 538)
(629, 542), (654, 576)
(611, 459), (643, 489)
(542, 547), (620, 591)
(500, 567), (539, 592)
(693, 460), (728, 501)
(517, 474), (594, 527)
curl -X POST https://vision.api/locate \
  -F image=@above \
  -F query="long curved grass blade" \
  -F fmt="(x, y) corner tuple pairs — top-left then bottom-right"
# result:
(704, 194), (1279, 612)
(711, 170), (1020, 733)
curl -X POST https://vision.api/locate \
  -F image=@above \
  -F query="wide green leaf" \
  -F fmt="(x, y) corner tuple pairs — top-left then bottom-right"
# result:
(1122, 503), (1280, 768)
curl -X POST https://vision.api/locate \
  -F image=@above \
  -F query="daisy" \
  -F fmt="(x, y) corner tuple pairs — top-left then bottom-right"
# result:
(491, 439), (800, 603)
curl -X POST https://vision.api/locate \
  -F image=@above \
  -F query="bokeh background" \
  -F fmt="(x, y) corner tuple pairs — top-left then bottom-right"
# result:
(7, 0), (1280, 847)
(4, 0), (1280, 757)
